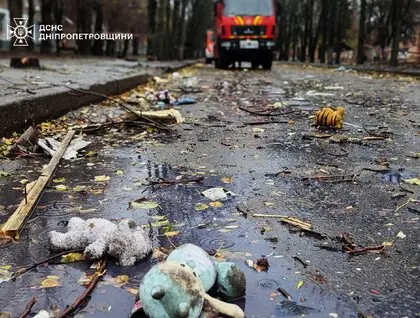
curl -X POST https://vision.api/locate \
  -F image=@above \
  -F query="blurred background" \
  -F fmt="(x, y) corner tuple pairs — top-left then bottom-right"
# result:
(0, 0), (419, 66)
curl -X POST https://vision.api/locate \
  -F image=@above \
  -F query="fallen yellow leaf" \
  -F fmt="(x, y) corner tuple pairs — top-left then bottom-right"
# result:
(296, 280), (304, 289)
(61, 252), (85, 263)
(209, 201), (223, 208)
(127, 287), (139, 296)
(403, 178), (420, 186)
(94, 175), (110, 182)
(165, 231), (180, 238)
(55, 184), (67, 191)
(221, 176), (232, 184)
(40, 276), (61, 288)
(195, 203), (209, 211)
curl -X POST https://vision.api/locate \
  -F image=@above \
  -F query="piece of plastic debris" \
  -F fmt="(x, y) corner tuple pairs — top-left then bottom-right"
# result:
(306, 90), (335, 97)
(296, 280), (304, 290)
(172, 97), (196, 106)
(201, 187), (236, 201)
(396, 231), (406, 239)
(38, 135), (91, 160)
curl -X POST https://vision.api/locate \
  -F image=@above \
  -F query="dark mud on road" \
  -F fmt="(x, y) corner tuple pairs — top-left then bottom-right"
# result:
(0, 64), (419, 318)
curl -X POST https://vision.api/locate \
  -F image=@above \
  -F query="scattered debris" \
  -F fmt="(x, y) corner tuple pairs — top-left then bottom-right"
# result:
(38, 134), (91, 160)
(1, 130), (75, 237)
(253, 214), (312, 231)
(246, 257), (269, 272)
(201, 187), (236, 201)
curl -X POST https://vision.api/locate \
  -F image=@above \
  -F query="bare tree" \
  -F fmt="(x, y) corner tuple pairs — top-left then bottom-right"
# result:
(357, 0), (366, 64)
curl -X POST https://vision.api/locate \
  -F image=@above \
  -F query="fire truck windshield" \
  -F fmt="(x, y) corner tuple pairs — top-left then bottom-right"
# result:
(223, 0), (273, 16)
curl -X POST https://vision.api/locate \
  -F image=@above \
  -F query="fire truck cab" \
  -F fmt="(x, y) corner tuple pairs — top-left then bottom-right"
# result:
(213, 0), (277, 70)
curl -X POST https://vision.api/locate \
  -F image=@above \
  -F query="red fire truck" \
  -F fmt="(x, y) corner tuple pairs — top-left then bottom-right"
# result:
(213, 0), (277, 70)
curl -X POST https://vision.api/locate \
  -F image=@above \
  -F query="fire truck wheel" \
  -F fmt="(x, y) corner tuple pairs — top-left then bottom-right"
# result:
(251, 61), (260, 69)
(262, 56), (273, 70)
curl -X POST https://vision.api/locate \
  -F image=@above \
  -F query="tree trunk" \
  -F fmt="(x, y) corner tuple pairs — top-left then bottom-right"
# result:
(171, 0), (180, 59)
(147, 0), (157, 57)
(92, 1), (103, 56)
(390, 0), (402, 66)
(40, 0), (53, 53)
(356, 0), (366, 64)
(309, 0), (320, 63)
(319, 0), (328, 63)
(27, 0), (35, 51)
(334, 0), (342, 64)
(300, 0), (309, 62)
(53, 0), (64, 55)
(327, 0), (336, 64)
(76, 0), (91, 55)
(132, 26), (139, 56)
(306, 0), (314, 63)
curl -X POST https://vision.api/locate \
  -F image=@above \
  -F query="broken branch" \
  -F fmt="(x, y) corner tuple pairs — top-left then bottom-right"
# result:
(55, 257), (108, 318)
(347, 245), (385, 255)
(238, 106), (298, 117)
(17, 297), (37, 318)
(12, 248), (85, 280)
(148, 176), (204, 186)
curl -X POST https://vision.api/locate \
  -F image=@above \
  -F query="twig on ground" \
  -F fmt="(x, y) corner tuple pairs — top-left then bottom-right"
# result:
(17, 297), (37, 318)
(55, 257), (107, 318)
(293, 255), (308, 268)
(12, 248), (84, 280)
(148, 176), (204, 186)
(238, 106), (298, 117)
(242, 120), (289, 125)
(347, 245), (385, 255)
(277, 287), (292, 300)
(79, 120), (169, 133)
(396, 198), (416, 212)
(316, 162), (339, 168)
(344, 98), (371, 106)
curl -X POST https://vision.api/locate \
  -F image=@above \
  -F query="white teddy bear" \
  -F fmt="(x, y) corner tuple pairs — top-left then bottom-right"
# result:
(49, 217), (152, 266)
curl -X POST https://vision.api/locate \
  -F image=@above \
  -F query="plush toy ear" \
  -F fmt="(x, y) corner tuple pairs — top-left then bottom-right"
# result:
(177, 302), (190, 318)
(151, 286), (165, 300)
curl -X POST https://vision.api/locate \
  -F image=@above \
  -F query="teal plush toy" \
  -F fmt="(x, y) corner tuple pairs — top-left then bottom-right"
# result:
(135, 243), (246, 318)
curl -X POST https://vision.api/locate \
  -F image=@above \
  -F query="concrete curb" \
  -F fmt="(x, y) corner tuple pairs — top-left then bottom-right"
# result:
(0, 60), (197, 137)
(277, 61), (420, 78)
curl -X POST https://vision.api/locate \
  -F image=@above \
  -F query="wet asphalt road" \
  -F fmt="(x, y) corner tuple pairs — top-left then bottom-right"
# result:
(0, 63), (419, 318)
